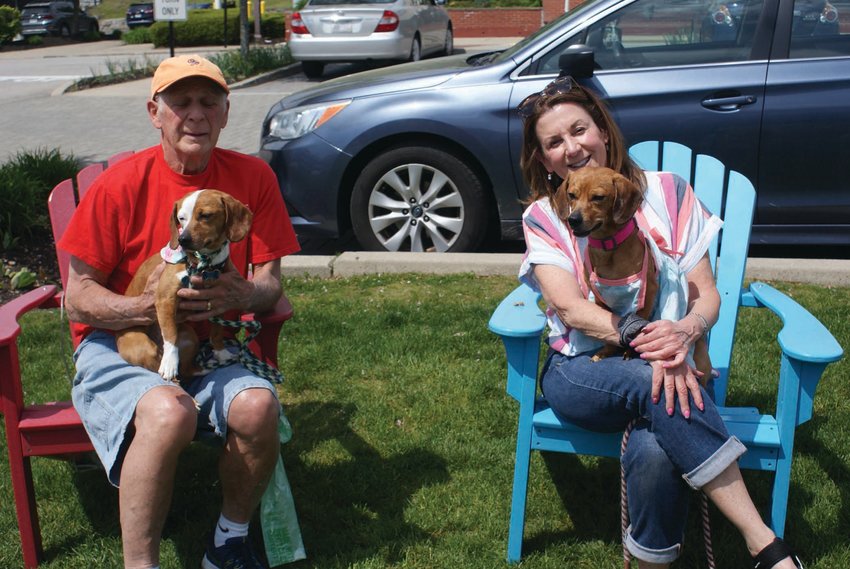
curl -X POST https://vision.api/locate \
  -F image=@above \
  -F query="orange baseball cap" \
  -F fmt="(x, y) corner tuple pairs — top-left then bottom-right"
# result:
(150, 54), (229, 99)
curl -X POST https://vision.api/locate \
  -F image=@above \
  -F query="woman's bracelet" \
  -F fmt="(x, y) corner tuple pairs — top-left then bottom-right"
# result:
(690, 311), (709, 337)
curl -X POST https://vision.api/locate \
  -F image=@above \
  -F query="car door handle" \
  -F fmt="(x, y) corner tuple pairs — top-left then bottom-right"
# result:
(701, 95), (757, 111)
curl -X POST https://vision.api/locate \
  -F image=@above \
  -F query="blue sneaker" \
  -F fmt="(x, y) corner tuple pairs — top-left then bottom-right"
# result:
(201, 535), (267, 569)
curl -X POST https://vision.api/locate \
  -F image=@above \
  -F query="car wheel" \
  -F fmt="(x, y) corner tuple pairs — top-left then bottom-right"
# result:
(408, 36), (421, 62)
(351, 146), (488, 252)
(443, 26), (454, 56)
(90, 21), (99, 34)
(59, 23), (71, 37)
(301, 61), (324, 79)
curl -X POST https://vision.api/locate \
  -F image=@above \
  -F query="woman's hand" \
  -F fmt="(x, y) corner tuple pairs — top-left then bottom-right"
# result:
(630, 318), (694, 368)
(650, 359), (705, 419)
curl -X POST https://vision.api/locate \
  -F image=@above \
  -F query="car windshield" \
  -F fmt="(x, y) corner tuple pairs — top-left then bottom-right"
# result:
(308, 0), (395, 4)
(21, 6), (50, 15)
(129, 3), (152, 7)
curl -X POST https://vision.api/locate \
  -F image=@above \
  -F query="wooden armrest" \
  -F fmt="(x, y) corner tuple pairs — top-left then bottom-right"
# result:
(241, 295), (294, 325)
(0, 286), (59, 346)
(488, 284), (546, 339)
(748, 282), (843, 363)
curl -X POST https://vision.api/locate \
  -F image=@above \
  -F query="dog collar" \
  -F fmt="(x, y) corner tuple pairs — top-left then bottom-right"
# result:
(587, 218), (637, 251)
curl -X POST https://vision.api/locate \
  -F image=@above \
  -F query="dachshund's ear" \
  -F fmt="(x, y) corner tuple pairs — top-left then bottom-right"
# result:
(612, 173), (643, 225)
(169, 200), (181, 249)
(223, 195), (253, 243)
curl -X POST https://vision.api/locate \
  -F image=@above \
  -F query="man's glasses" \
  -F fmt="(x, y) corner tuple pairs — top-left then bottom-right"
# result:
(516, 75), (576, 120)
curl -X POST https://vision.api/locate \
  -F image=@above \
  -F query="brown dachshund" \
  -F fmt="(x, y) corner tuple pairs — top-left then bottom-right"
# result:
(553, 167), (711, 382)
(115, 189), (253, 382)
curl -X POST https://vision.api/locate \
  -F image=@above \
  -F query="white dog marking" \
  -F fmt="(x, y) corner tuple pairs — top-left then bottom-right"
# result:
(176, 190), (203, 234)
(159, 340), (180, 381)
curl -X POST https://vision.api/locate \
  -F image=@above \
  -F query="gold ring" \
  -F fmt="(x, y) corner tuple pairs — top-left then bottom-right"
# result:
(206, 301), (212, 311)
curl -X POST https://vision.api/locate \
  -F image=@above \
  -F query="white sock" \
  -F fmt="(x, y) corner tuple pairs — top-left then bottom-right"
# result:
(214, 514), (250, 548)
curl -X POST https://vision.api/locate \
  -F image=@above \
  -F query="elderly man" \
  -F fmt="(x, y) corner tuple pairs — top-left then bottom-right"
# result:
(60, 54), (300, 569)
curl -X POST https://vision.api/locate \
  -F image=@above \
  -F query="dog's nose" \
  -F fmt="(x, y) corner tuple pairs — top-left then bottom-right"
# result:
(567, 212), (582, 229)
(177, 232), (192, 248)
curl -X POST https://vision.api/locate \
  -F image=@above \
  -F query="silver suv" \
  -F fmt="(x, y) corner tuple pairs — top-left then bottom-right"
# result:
(20, 1), (99, 37)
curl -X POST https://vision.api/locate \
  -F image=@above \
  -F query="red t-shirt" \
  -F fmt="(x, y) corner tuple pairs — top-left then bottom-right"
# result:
(58, 145), (300, 346)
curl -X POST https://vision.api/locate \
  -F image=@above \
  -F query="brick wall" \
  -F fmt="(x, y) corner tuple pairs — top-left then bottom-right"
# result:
(447, 8), (542, 37)
(285, 6), (568, 40)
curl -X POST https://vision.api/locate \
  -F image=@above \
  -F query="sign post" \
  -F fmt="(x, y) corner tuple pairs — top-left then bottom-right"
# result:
(154, 0), (188, 57)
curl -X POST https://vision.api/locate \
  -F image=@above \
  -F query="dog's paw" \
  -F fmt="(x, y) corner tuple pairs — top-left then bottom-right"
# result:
(591, 354), (603, 362)
(214, 348), (236, 365)
(159, 342), (180, 381)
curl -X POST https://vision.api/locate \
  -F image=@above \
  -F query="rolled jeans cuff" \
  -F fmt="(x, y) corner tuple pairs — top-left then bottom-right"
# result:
(625, 526), (681, 564)
(683, 435), (747, 489)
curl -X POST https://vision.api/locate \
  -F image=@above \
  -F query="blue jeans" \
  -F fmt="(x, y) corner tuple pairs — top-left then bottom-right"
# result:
(540, 351), (746, 564)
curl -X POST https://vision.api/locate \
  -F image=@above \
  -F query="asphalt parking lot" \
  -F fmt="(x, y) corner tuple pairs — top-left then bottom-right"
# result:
(0, 37), (518, 166)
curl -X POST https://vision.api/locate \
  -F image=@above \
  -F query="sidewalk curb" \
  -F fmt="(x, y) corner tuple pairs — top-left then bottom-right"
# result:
(230, 62), (303, 89)
(281, 252), (850, 286)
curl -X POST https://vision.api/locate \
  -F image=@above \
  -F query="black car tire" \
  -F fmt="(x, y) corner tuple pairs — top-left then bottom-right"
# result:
(351, 146), (488, 252)
(408, 36), (421, 62)
(443, 26), (454, 55)
(59, 23), (70, 37)
(301, 61), (324, 79)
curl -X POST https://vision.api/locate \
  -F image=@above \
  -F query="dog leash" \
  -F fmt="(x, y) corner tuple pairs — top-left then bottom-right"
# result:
(195, 318), (284, 384)
(173, 246), (284, 384)
(620, 419), (715, 568)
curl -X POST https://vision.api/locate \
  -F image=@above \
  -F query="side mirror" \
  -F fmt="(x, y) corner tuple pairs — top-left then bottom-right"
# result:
(558, 44), (596, 79)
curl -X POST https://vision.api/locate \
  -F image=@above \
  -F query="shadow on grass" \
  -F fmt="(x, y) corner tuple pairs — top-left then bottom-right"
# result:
(519, 452), (622, 556)
(282, 400), (451, 565)
(65, 400), (450, 567)
(782, 418), (850, 561)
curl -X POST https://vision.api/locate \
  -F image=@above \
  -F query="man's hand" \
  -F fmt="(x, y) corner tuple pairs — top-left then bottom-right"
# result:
(176, 259), (255, 320)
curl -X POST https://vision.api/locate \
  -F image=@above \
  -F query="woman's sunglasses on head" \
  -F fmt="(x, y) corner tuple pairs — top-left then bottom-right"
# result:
(517, 75), (576, 120)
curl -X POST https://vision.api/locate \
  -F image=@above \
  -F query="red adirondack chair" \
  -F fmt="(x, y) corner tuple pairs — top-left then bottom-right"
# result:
(1, 151), (294, 568)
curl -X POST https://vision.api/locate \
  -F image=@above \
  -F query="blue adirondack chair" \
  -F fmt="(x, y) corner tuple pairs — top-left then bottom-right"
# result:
(488, 141), (844, 563)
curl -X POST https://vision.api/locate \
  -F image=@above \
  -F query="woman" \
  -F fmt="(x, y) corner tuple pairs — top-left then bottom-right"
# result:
(517, 76), (802, 569)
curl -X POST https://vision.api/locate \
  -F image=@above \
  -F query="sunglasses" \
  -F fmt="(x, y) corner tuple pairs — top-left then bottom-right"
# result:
(516, 75), (576, 120)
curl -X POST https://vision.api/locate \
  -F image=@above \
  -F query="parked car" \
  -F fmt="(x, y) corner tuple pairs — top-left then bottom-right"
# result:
(260, 0), (850, 252)
(20, 1), (99, 37)
(289, 0), (453, 78)
(125, 2), (154, 28)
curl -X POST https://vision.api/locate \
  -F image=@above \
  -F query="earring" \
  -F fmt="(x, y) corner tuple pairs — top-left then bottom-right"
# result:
(547, 172), (552, 181)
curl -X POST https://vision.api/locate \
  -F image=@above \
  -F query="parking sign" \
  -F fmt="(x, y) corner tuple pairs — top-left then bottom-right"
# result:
(154, 0), (188, 21)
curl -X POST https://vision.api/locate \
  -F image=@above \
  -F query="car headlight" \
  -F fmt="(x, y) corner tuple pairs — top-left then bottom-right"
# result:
(267, 100), (352, 140)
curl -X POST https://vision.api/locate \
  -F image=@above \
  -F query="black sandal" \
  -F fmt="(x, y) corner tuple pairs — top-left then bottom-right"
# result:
(753, 537), (804, 569)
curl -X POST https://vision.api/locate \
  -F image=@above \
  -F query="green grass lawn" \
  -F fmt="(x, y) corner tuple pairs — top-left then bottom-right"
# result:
(1, 273), (848, 568)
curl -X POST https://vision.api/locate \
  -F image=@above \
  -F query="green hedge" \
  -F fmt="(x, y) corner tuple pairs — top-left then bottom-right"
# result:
(0, 149), (80, 249)
(150, 9), (285, 48)
(0, 6), (21, 44)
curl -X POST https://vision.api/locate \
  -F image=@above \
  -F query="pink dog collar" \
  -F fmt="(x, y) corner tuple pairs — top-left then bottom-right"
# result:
(587, 218), (637, 250)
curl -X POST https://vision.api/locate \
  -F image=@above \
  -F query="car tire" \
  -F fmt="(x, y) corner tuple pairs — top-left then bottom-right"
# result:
(408, 36), (421, 62)
(351, 146), (488, 252)
(301, 61), (324, 79)
(442, 26), (454, 56)
(59, 23), (70, 37)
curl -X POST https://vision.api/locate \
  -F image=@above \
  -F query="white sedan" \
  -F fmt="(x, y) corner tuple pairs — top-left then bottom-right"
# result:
(289, 0), (453, 78)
